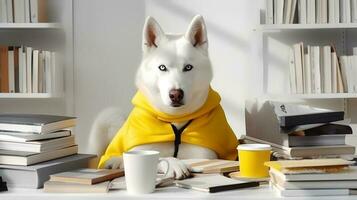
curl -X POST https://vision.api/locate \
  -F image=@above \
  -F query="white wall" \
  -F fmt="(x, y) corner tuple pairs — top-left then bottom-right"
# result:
(73, 0), (265, 152)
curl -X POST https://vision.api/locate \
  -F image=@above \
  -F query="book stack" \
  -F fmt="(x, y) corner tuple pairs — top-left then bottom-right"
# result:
(0, 46), (58, 94)
(265, 0), (357, 24)
(266, 158), (357, 197)
(0, 114), (96, 188)
(289, 42), (354, 94)
(0, 0), (47, 23)
(245, 100), (355, 159)
(44, 168), (124, 193)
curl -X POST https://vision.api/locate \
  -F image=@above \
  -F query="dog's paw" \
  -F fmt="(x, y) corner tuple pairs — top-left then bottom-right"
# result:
(103, 156), (124, 169)
(158, 157), (191, 180)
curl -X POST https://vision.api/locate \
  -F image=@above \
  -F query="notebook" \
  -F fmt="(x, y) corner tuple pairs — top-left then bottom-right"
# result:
(182, 159), (239, 173)
(50, 168), (124, 185)
(175, 174), (259, 193)
(44, 181), (110, 193)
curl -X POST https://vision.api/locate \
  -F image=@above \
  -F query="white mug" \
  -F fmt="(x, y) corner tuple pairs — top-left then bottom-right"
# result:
(123, 150), (168, 194)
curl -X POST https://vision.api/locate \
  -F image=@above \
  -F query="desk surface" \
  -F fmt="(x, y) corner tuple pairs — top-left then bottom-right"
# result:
(2, 185), (357, 200)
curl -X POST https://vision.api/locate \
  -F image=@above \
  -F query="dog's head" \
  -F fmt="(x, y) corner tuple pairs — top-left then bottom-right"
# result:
(136, 15), (213, 115)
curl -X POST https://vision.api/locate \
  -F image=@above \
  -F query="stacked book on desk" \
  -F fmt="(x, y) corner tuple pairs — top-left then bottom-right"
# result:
(0, 114), (96, 188)
(44, 168), (124, 193)
(265, 159), (357, 197)
(245, 100), (355, 159)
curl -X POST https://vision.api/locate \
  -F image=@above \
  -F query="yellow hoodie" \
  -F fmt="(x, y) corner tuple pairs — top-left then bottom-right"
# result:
(98, 88), (238, 168)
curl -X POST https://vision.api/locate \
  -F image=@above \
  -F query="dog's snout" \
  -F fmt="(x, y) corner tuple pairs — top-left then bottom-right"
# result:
(169, 89), (184, 103)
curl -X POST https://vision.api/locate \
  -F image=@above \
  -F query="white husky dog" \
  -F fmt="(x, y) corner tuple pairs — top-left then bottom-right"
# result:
(89, 15), (223, 179)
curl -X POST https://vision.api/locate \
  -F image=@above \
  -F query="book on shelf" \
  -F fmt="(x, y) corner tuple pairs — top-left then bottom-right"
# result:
(0, 130), (71, 142)
(0, 154), (96, 188)
(266, 0), (274, 24)
(0, 135), (75, 153)
(49, 168), (124, 185)
(182, 159), (240, 174)
(0, 114), (76, 134)
(44, 181), (110, 193)
(0, 145), (78, 166)
(175, 174), (259, 193)
(9, 0), (48, 23)
(0, 45), (9, 93)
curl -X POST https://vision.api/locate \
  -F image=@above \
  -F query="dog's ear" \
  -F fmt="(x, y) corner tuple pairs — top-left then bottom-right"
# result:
(185, 15), (208, 50)
(142, 16), (165, 51)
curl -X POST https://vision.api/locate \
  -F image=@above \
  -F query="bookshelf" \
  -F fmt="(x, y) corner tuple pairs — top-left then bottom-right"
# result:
(257, 23), (357, 31)
(0, 0), (74, 116)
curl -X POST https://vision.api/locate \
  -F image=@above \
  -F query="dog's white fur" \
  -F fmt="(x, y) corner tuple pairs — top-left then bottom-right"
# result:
(88, 15), (217, 180)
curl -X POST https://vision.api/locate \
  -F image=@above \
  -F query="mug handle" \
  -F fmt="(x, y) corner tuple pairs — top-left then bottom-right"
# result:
(158, 158), (170, 177)
(155, 158), (174, 187)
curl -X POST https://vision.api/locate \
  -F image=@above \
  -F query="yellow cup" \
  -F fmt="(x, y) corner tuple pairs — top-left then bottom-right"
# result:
(238, 144), (271, 178)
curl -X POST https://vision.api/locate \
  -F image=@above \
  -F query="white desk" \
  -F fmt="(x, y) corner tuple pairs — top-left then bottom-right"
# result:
(2, 185), (357, 200)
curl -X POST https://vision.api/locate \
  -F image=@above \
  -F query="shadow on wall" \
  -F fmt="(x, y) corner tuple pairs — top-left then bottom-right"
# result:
(149, 0), (249, 50)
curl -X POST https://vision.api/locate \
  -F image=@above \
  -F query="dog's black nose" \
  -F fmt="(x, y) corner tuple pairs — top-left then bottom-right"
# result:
(169, 89), (184, 103)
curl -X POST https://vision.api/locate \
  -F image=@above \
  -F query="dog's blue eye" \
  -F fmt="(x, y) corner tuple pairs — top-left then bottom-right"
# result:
(158, 65), (167, 71)
(183, 64), (194, 72)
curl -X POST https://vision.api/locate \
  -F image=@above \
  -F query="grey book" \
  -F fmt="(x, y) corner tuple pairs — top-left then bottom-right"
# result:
(0, 114), (76, 134)
(0, 154), (96, 188)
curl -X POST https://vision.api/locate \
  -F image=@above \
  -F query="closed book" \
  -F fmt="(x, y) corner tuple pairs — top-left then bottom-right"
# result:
(29, 0), (38, 22)
(284, 0), (292, 24)
(14, 47), (19, 93)
(307, 0), (316, 23)
(18, 46), (26, 93)
(334, 0), (340, 23)
(44, 51), (51, 93)
(340, 56), (352, 92)
(13, 0), (25, 23)
(293, 43), (304, 93)
(316, 0), (322, 23)
(7, 47), (15, 93)
(300, 123), (353, 136)
(0, 154), (96, 188)
(25, 47), (32, 93)
(176, 175), (259, 193)
(182, 159), (239, 173)
(265, 158), (353, 171)
(272, 182), (349, 197)
(289, 0), (297, 23)
(44, 181), (110, 193)
(50, 168), (124, 185)
(287, 135), (346, 147)
(331, 51), (338, 93)
(24, 0), (30, 23)
(266, 0), (274, 24)
(312, 46), (321, 93)
(243, 136), (355, 159)
(352, 0), (357, 22)
(0, 0), (6, 22)
(275, 0), (284, 24)
(270, 169), (357, 189)
(322, 46), (332, 93)
(271, 101), (344, 127)
(0, 114), (76, 134)
(329, 0), (335, 23)
(38, 51), (44, 93)
(303, 50), (311, 93)
(32, 50), (39, 93)
(289, 48), (297, 93)
(0, 145), (78, 166)
(0, 135), (75, 153)
(0, 130), (71, 142)
(5, 0), (12, 22)
(341, 0), (351, 23)
(0, 46), (9, 93)
(298, 0), (307, 24)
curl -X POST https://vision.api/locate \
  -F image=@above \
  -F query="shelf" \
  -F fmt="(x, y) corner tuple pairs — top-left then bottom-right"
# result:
(0, 23), (61, 30)
(256, 23), (357, 31)
(0, 93), (60, 99)
(266, 93), (357, 99)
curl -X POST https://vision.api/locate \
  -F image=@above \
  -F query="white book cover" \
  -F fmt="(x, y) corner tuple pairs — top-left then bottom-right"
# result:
(45, 51), (52, 93)
(298, 0), (307, 24)
(272, 182), (349, 197)
(347, 56), (354, 92)
(289, 49), (297, 93)
(341, 0), (351, 23)
(328, 0), (335, 23)
(334, 0), (340, 23)
(276, 0), (284, 24)
(38, 51), (44, 93)
(322, 46), (332, 93)
(303, 52), (311, 93)
(8, 48), (15, 93)
(18, 46), (26, 93)
(336, 59), (345, 93)
(352, 56), (357, 92)
(266, 0), (274, 24)
(14, 0), (25, 23)
(289, 0), (297, 23)
(321, 0), (328, 23)
(0, 0), (6, 22)
(293, 43), (304, 93)
(316, 0), (322, 23)
(307, 0), (316, 23)
(352, 0), (357, 22)
(24, 0), (30, 23)
(312, 46), (321, 93)
(29, 0), (38, 23)
(354, 47), (357, 55)
(284, 0), (291, 24)
(340, 56), (351, 92)
(26, 47), (32, 93)
(308, 46), (316, 93)
(51, 52), (59, 95)
(331, 52), (338, 93)
(32, 50), (39, 93)
(6, 0), (12, 22)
